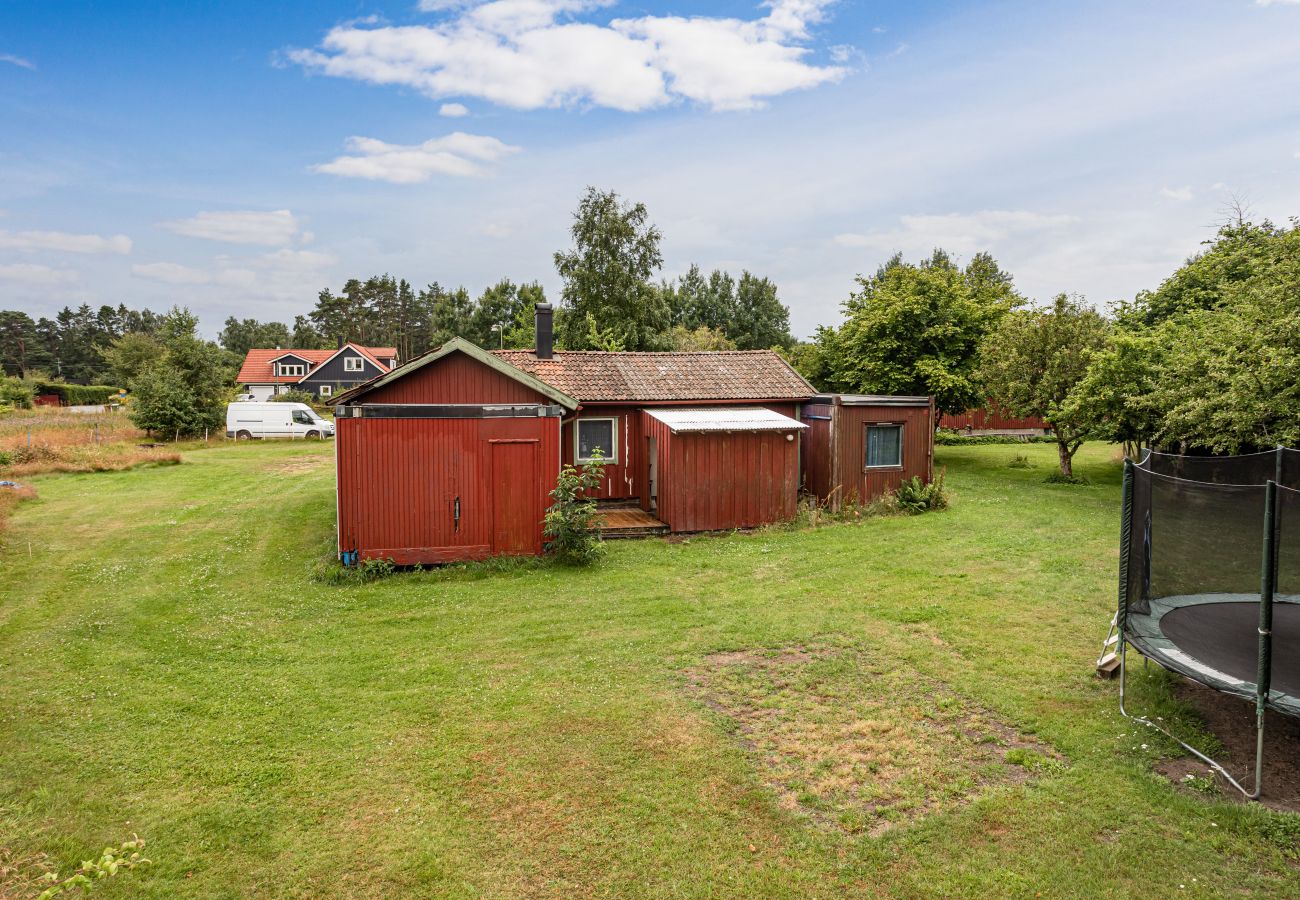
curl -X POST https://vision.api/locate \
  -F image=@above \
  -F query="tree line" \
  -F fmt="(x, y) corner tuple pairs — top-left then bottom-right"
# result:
(793, 214), (1300, 477)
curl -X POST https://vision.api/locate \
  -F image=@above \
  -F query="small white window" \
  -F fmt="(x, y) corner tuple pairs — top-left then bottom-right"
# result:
(278, 363), (305, 377)
(865, 424), (904, 468)
(319, 385), (332, 397)
(575, 417), (618, 463)
(344, 356), (364, 372)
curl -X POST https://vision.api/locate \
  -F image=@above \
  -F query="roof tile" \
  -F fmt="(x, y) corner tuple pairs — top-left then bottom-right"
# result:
(491, 350), (814, 402)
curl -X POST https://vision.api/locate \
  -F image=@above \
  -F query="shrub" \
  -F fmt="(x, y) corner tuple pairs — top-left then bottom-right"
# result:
(29, 382), (121, 406)
(543, 451), (607, 565)
(269, 389), (319, 405)
(1044, 472), (1090, 485)
(0, 377), (35, 409)
(935, 430), (1053, 446)
(894, 470), (948, 514)
(1007, 453), (1035, 469)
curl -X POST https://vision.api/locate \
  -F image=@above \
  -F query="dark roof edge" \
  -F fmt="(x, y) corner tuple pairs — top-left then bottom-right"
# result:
(812, 394), (932, 407)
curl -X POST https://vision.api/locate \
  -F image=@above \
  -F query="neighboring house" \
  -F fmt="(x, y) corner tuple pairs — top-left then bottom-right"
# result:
(329, 305), (936, 565)
(235, 343), (397, 401)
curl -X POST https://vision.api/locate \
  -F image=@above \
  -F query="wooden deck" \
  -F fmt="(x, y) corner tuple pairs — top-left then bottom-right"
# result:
(598, 504), (669, 538)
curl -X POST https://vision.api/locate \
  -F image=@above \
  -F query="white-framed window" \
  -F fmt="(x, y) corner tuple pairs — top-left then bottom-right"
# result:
(319, 385), (332, 397)
(344, 356), (364, 372)
(278, 363), (306, 377)
(575, 417), (618, 464)
(865, 423), (904, 468)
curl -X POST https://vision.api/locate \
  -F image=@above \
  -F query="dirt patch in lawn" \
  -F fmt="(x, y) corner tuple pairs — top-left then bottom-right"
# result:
(1154, 678), (1300, 812)
(267, 455), (329, 476)
(685, 646), (1063, 837)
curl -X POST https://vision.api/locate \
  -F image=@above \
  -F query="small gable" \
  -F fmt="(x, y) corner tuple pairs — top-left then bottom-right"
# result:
(361, 347), (559, 405)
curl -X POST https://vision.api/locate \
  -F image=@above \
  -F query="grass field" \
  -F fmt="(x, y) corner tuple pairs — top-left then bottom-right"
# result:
(1, 441), (1298, 897)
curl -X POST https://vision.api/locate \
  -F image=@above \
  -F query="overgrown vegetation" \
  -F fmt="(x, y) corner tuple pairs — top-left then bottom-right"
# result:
(894, 471), (949, 513)
(34, 835), (150, 899)
(542, 450), (607, 564)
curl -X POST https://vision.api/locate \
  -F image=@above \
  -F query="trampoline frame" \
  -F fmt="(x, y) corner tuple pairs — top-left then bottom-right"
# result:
(1115, 455), (1280, 801)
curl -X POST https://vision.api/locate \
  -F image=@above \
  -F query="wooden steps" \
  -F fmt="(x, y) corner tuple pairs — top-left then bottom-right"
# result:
(597, 502), (669, 539)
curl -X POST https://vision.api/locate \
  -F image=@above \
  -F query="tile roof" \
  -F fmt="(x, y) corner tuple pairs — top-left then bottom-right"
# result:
(644, 407), (809, 433)
(491, 350), (815, 402)
(237, 345), (397, 384)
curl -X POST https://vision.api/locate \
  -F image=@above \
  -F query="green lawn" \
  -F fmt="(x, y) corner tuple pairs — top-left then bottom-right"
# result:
(1, 441), (1297, 897)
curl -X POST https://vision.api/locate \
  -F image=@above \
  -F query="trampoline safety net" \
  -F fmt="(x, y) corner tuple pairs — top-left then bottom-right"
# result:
(1120, 448), (1300, 717)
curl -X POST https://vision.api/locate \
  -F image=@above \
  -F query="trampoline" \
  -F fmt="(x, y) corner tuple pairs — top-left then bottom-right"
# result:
(1116, 447), (1300, 798)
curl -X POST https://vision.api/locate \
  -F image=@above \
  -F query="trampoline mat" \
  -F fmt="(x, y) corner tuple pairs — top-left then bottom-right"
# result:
(1125, 595), (1300, 718)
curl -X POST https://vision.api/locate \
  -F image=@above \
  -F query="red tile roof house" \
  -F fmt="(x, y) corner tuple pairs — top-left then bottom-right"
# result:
(328, 304), (933, 564)
(235, 342), (398, 401)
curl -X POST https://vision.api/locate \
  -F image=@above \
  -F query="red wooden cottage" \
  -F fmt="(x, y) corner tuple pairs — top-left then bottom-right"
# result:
(330, 305), (935, 563)
(330, 305), (810, 563)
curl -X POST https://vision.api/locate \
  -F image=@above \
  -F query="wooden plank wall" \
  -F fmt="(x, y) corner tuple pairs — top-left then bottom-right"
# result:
(336, 415), (559, 564)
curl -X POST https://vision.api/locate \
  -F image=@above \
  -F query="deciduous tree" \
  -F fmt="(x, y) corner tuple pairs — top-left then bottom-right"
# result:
(978, 293), (1112, 476)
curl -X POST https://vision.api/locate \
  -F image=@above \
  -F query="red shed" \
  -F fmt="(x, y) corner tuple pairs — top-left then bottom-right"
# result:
(332, 339), (577, 565)
(641, 408), (806, 532)
(802, 394), (935, 511)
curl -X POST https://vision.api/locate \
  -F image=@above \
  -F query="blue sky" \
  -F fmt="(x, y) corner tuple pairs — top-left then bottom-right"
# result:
(2, 0), (1299, 339)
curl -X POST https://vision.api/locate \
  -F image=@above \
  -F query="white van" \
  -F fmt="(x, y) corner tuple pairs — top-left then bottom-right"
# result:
(226, 401), (335, 440)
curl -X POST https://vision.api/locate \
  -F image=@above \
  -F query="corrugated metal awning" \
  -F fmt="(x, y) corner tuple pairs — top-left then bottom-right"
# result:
(644, 407), (808, 433)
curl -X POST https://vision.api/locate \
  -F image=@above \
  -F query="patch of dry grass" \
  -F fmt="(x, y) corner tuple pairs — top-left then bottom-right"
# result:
(0, 484), (37, 539)
(686, 646), (1064, 836)
(0, 408), (143, 450)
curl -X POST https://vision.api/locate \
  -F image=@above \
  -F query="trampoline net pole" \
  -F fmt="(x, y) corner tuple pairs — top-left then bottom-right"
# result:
(1118, 459), (1134, 635)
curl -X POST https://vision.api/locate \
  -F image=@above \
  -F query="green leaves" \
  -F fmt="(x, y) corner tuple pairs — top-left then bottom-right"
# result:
(818, 250), (1021, 415)
(543, 451), (607, 565)
(35, 834), (150, 899)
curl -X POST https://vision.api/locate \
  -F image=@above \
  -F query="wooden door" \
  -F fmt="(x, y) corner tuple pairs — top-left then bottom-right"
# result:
(491, 440), (540, 555)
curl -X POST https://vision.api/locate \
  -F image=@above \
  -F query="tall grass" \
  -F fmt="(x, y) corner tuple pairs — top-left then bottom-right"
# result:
(0, 408), (179, 478)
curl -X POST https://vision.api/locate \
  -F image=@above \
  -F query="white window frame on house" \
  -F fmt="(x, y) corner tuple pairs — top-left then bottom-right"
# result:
(319, 385), (332, 397)
(278, 363), (306, 377)
(864, 423), (904, 469)
(344, 356), (364, 373)
(575, 417), (618, 464)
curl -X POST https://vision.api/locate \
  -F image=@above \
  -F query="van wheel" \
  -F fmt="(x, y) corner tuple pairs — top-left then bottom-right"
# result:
(305, 430), (321, 440)
(236, 430), (252, 441)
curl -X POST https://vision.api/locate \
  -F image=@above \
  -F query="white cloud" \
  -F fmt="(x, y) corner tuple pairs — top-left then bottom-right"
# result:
(0, 229), (132, 254)
(290, 0), (845, 112)
(130, 262), (254, 287)
(0, 263), (77, 284)
(313, 132), (521, 183)
(1255, 1), (1300, 6)
(253, 248), (336, 269)
(1160, 185), (1194, 201)
(0, 53), (34, 70)
(160, 209), (301, 246)
(834, 210), (1079, 256)
(440, 101), (470, 116)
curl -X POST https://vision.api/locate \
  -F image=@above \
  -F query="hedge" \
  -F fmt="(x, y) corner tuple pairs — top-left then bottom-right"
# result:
(934, 430), (1056, 446)
(32, 382), (122, 406)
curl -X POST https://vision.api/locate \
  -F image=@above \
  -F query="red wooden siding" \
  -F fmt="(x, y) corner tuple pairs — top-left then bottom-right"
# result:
(803, 398), (934, 509)
(363, 351), (551, 405)
(939, 406), (1048, 432)
(800, 401), (833, 498)
(336, 415), (559, 564)
(641, 411), (801, 533)
(567, 401), (799, 503)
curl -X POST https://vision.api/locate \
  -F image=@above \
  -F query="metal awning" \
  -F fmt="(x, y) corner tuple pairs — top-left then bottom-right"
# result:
(644, 407), (808, 434)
